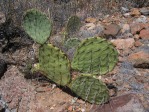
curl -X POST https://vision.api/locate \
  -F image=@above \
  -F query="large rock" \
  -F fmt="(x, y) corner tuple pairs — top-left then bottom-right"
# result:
(91, 94), (146, 112)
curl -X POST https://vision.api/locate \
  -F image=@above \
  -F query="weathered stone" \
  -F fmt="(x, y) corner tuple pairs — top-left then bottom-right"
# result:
(128, 51), (149, 68)
(140, 7), (149, 15)
(104, 23), (121, 36)
(111, 38), (135, 50)
(91, 94), (145, 112)
(139, 29), (149, 39)
(130, 8), (141, 16)
(85, 17), (97, 23)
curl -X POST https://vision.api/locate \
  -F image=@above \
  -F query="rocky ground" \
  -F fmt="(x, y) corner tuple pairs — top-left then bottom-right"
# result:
(0, 5), (149, 112)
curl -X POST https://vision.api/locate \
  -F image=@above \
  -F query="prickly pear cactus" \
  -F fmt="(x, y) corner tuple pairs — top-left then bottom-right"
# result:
(66, 15), (81, 35)
(22, 9), (52, 44)
(39, 44), (71, 86)
(71, 37), (118, 75)
(64, 38), (80, 50)
(70, 75), (109, 104)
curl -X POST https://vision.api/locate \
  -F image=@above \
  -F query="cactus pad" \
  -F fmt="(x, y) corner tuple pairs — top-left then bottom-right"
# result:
(22, 9), (51, 44)
(72, 37), (118, 75)
(39, 44), (71, 86)
(70, 75), (109, 104)
(66, 15), (81, 35)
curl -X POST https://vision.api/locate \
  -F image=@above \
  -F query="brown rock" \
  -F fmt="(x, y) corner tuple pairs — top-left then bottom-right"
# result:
(111, 38), (135, 50)
(130, 23), (149, 35)
(134, 40), (143, 47)
(104, 23), (121, 36)
(90, 94), (145, 112)
(130, 8), (141, 16)
(128, 51), (149, 68)
(85, 17), (97, 23)
(139, 29), (149, 39)
(130, 23), (143, 35)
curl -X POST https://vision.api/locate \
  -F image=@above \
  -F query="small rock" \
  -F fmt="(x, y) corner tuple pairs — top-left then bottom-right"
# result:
(121, 7), (129, 13)
(85, 23), (96, 30)
(78, 23), (104, 39)
(111, 38), (135, 50)
(67, 106), (73, 111)
(121, 24), (130, 34)
(135, 15), (148, 23)
(103, 23), (121, 37)
(128, 51), (149, 68)
(140, 7), (149, 15)
(85, 17), (97, 23)
(130, 8), (141, 16)
(123, 13), (131, 17)
(139, 29), (149, 39)
(134, 40), (142, 47)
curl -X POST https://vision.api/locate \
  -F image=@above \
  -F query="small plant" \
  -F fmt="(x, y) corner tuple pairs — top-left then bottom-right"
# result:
(22, 9), (118, 104)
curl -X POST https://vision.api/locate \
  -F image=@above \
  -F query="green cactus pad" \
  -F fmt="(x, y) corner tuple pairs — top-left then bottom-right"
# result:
(66, 15), (81, 35)
(39, 44), (71, 86)
(22, 9), (51, 44)
(70, 75), (109, 104)
(64, 38), (81, 50)
(71, 37), (118, 75)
